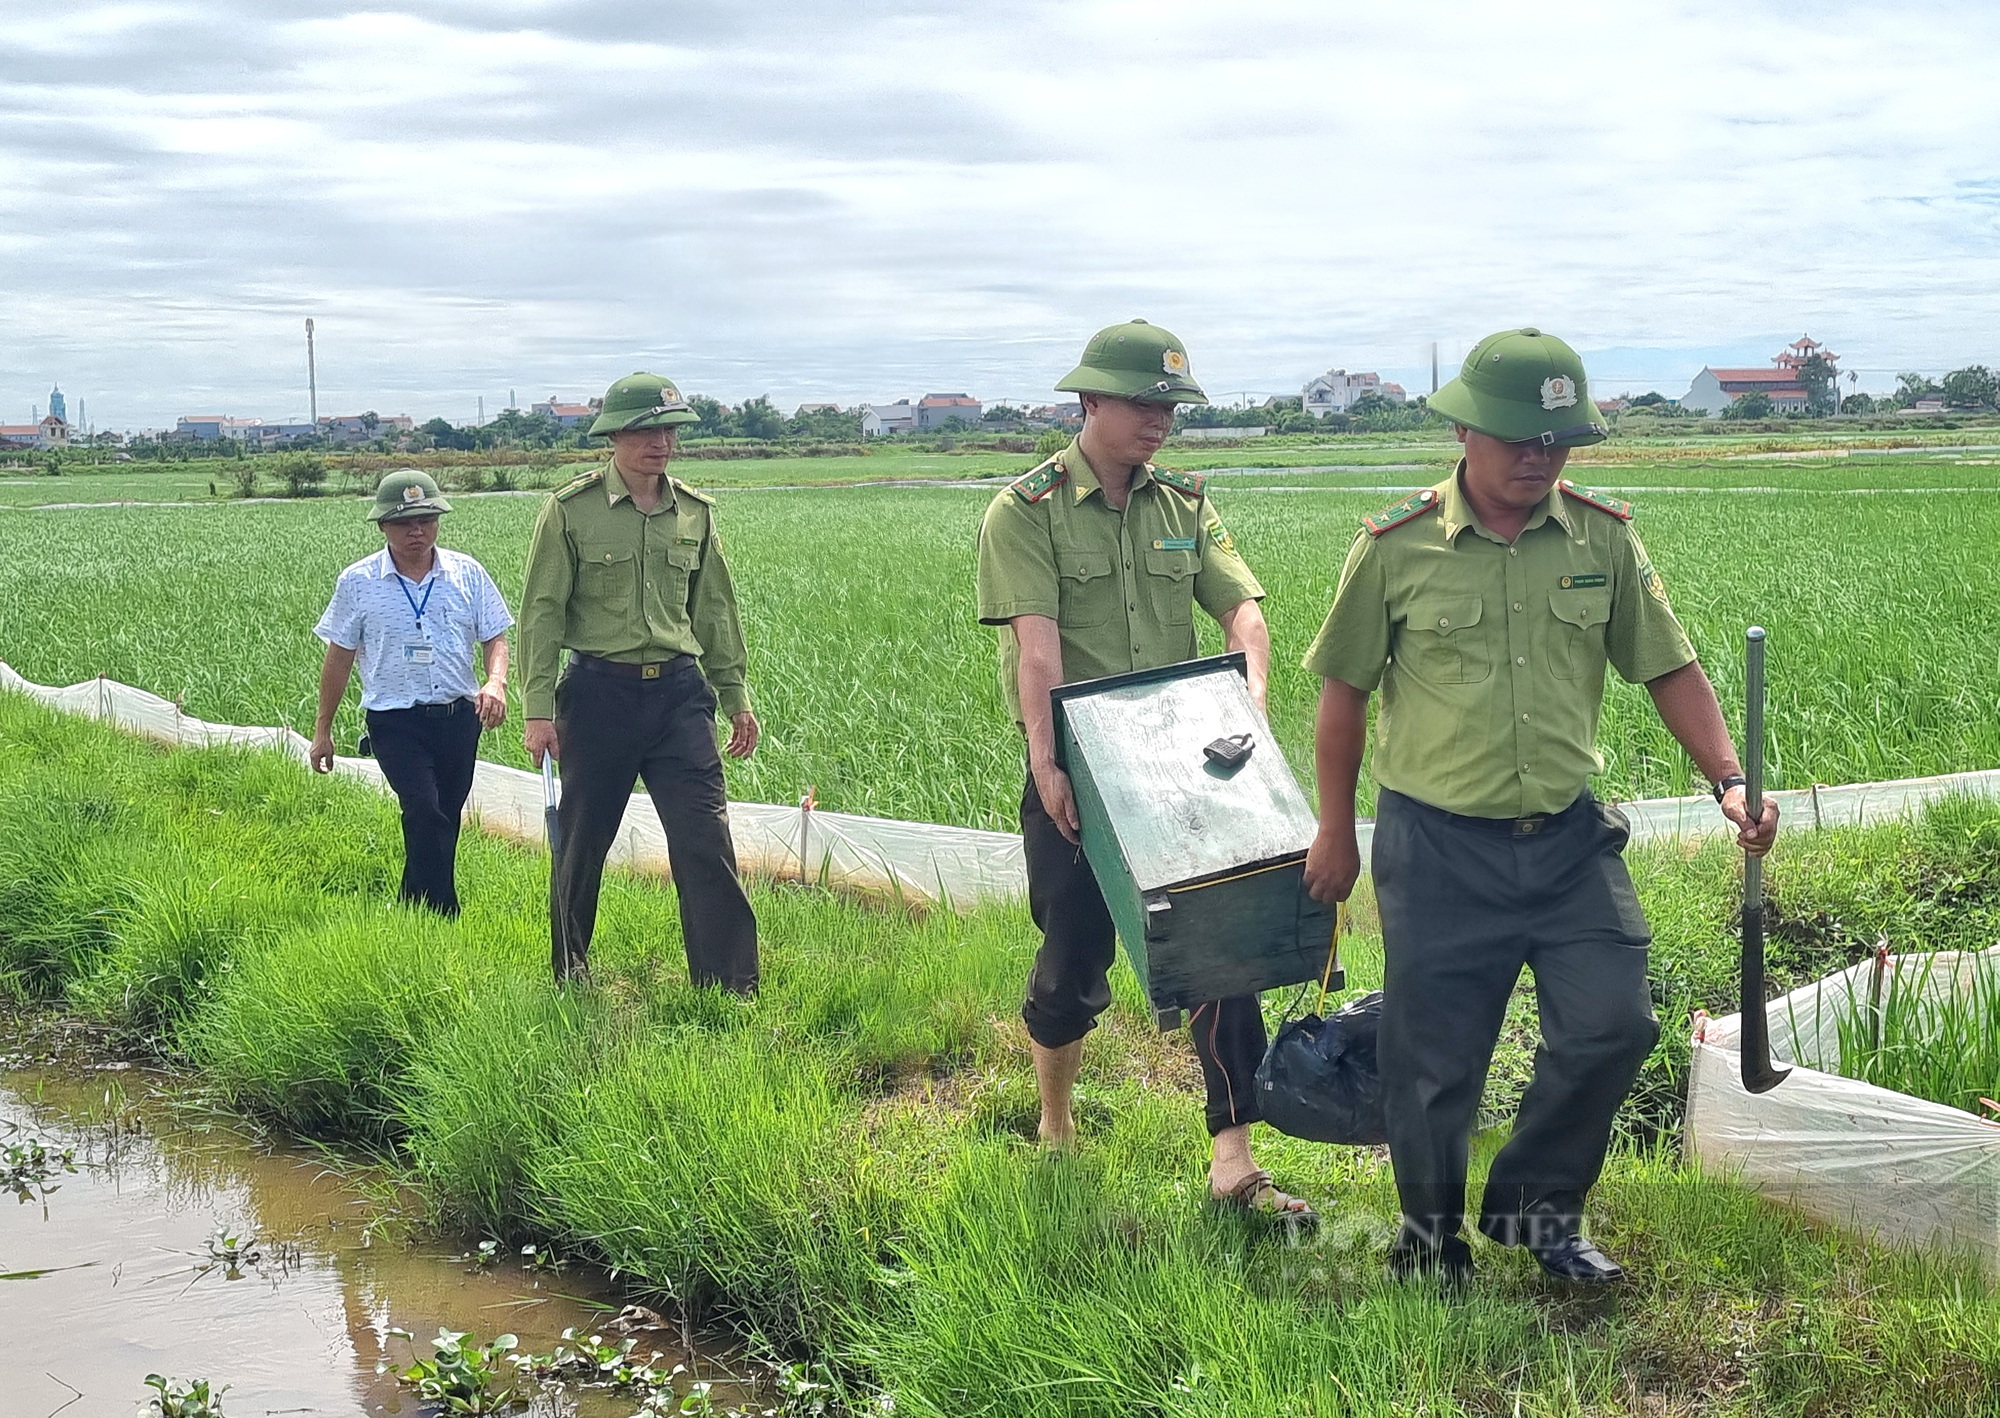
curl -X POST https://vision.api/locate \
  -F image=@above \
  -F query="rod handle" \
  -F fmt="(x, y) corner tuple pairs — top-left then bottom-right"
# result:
(1744, 626), (1766, 821)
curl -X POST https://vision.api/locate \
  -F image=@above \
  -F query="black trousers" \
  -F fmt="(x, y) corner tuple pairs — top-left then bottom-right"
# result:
(1020, 770), (1267, 1136)
(1372, 788), (1660, 1250)
(365, 698), (482, 917)
(552, 656), (758, 992)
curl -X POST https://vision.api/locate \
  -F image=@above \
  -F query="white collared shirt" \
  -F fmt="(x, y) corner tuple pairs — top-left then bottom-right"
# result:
(315, 547), (514, 711)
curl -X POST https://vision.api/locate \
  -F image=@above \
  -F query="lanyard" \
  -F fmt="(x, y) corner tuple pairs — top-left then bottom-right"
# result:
(396, 572), (436, 632)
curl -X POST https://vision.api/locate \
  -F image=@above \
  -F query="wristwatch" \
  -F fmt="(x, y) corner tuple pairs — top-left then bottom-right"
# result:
(1711, 774), (1747, 803)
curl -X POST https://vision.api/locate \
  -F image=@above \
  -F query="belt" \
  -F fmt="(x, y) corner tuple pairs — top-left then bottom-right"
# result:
(1395, 788), (1590, 837)
(569, 652), (695, 681)
(371, 698), (469, 718)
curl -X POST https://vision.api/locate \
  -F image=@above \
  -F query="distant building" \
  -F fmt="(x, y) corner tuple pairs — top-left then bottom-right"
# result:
(1683, 336), (1837, 415)
(862, 400), (917, 437)
(1025, 401), (1083, 429)
(916, 393), (982, 430)
(249, 421), (319, 447)
(48, 386), (66, 424)
(318, 413), (415, 446)
(793, 402), (840, 418)
(176, 415), (243, 441)
(0, 415), (69, 450)
(1302, 369), (1406, 417)
(531, 397), (598, 429)
(1906, 397), (1947, 415)
(1177, 426), (1268, 441)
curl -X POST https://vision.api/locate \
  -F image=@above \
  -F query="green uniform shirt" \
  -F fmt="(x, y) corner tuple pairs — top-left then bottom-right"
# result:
(519, 460), (751, 721)
(976, 439), (1263, 724)
(1303, 466), (1695, 818)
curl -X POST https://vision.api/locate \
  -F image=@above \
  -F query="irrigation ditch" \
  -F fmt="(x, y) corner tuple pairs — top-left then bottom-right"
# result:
(2, 1015), (755, 1417)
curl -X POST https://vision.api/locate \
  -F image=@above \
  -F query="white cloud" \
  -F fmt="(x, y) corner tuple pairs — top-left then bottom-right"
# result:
(3, 0), (1997, 426)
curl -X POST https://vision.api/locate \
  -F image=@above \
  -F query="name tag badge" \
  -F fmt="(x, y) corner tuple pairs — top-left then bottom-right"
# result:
(403, 642), (435, 665)
(1152, 537), (1199, 551)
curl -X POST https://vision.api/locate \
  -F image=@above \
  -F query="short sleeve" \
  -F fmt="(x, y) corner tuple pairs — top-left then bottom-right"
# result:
(976, 493), (1059, 624)
(1302, 530), (1392, 691)
(314, 573), (364, 650)
(1193, 499), (1263, 617)
(1606, 526), (1696, 684)
(472, 562), (515, 639)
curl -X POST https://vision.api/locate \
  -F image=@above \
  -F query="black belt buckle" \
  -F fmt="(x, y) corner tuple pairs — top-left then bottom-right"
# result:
(642, 663), (662, 680)
(1512, 815), (1548, 836)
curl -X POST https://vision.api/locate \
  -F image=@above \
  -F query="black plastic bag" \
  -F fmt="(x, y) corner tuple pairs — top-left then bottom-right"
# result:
(1253, 990), (1387, 1145)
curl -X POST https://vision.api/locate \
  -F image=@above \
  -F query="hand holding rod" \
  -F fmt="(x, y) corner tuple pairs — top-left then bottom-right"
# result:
(1739, 626), (1790, 1094)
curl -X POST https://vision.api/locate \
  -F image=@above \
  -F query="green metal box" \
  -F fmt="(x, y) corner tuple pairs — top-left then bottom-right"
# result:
(1052, 653), (1337, 1019)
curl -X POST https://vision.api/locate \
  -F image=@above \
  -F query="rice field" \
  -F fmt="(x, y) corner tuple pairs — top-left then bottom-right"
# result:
(4, 695), (1999, 1415)
(3, 444), (2000, 829)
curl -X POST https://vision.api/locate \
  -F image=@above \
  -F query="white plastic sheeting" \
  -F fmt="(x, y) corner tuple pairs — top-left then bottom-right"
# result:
(9, 662), (2000, 908)
(0, 663), (1025, 908)
(1687, 947), (2000, 1278)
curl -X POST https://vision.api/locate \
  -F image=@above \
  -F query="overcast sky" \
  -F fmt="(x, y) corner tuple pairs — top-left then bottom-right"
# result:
(6, 1), (1999, 429)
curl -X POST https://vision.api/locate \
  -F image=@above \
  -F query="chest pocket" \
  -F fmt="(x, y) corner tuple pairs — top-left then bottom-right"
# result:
(1400, 595), (1490, 684)
(1547, 589), (1611, 680)
(579, 546), (635, 604)
(1141, 548), (1196, 626)
(1056, 551), (1117, 628)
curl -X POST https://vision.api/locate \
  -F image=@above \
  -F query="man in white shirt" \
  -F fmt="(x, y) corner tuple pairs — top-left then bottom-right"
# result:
(311, 470), (512, 916)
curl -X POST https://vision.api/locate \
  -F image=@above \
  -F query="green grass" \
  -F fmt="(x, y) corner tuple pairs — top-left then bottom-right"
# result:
(3, 692), (2000, 1415)
(1834, 950), (2000, 1117)
(4, 454), (2000, 829)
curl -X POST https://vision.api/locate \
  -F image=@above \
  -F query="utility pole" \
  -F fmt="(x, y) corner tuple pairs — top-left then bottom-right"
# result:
(1431, 342), (1440, 394)
(508, 387), (517, 412)
(306, 318), (318, 427)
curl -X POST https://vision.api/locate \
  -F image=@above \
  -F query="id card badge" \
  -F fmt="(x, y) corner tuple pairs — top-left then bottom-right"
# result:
(403, 641), (435, 666)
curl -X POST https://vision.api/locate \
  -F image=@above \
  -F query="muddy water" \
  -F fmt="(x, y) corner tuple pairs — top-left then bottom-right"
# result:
(1, 1065), (742, 1418)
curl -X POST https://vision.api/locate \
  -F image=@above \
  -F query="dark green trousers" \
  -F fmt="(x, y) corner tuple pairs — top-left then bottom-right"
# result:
(551, 656), (758, 992)
(1372, 788), (1658, 1249)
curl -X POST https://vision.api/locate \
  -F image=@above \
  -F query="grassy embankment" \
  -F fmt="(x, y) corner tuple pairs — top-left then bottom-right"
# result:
(4, 693), (1999, 1415)
(4, 453), (1999, 829)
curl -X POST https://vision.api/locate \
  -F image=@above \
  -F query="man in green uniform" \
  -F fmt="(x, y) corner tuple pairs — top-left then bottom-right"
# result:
(520, 372), (760, 988)
(977, 320), (1313, 1222)
(1301, 328), (1778, 1284)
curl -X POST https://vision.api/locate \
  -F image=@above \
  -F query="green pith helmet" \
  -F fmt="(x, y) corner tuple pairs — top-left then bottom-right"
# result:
(1055, 319), (1208, 405)
(587, 372), (698, 436)
(368, 469), (452, 522)
(1429, 328), (1608, 447)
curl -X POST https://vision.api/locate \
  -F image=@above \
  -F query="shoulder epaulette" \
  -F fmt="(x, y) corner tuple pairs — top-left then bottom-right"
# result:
(1362, 487), (1441, 536)
(1009, 457), (1068, 504)
(1151, 466), (1206, 498)
(1558, 480), (1634, 521)
(671, 477), (714, 506)
(552, 469), (604, 502)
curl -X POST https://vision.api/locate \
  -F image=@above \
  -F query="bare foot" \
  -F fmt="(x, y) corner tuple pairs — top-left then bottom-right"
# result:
(1038, 1114), (1077, 1150)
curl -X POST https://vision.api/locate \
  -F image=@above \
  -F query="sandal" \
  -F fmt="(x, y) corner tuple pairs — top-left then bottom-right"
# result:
(1212, 1168), (1319, 1228)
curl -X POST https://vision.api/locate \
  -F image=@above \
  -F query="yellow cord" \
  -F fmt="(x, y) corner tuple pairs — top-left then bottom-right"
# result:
(1315, 901), (1347, 1016)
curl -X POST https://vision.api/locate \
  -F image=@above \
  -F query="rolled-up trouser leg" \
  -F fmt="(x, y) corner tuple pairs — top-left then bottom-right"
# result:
(1189, 996), (1268, 1135)
(551, 670), (645, 979)
(1020, 767), (1270, 1136)
(1373, 790), (1528, 1248)
(1019, 769), (1116, 1048)
(1480, 800), (1658, 1246)
(638, 663), (758, 994)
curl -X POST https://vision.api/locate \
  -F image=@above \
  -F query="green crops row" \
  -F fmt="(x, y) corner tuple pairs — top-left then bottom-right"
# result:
(1836, 952), (2000, 1117)
(3, 693), (2000, 1414)
(5, 464), (2000, 829)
